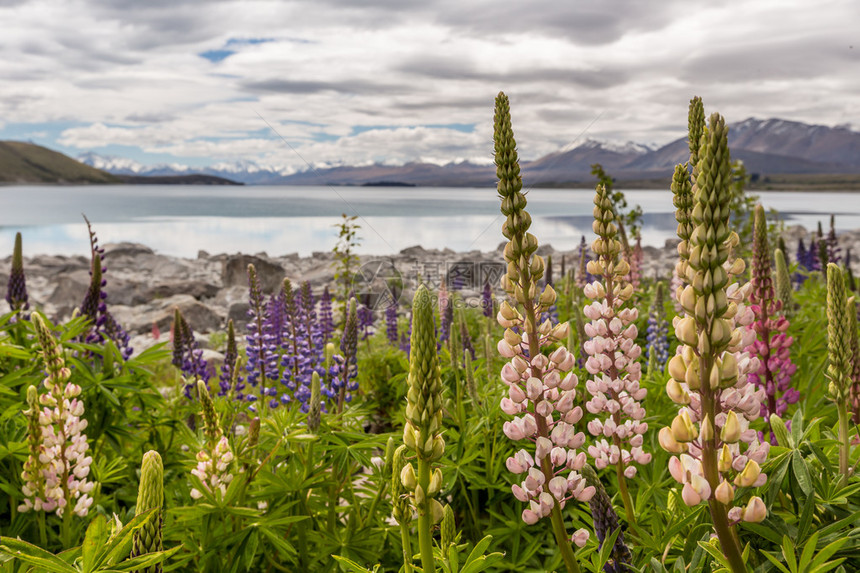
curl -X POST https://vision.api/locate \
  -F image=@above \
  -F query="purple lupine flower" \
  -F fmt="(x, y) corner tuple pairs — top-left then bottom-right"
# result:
(357, 294), (375, 339)
(645, 282), (669, 370)
(827, 214), (841, 266)
(481, 281), (494, 318)
(438, 280), (451, 343)
(266, 290), (286, 349)
(794, 238), (808, 288)
(319, 286), (334, 342)
(385, 303), (398, 345)
(172, 308), (211, 397)
(6, 232), (29, 313)
(79, 218), (132, 360)
(399, 319), (411, 356)
(245, 264), (280, 409)
(806, 237), (821, 272)
(280, 282), (326, 411)
(219, 319), (243, 397)
(746, 207), (799, 442)
(337, 298), (358, 410)
(576, 235), (595, 289)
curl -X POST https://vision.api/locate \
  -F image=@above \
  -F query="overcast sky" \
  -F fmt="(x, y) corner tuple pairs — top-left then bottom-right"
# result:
(0, 0), (857, 171)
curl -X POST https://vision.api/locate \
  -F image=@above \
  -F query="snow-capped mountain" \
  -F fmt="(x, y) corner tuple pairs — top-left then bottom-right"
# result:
(77, 153), (288, 184)
(77, 117), (860, 186)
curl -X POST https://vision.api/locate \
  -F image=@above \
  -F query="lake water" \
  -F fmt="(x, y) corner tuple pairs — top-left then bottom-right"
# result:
(0, 185), (854, 258)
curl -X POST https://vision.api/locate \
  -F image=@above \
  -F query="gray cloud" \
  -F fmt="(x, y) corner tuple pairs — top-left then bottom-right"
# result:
(0, 0), (857, 170)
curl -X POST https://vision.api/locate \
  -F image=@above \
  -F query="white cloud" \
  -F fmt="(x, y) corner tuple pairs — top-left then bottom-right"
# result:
(1, 0), (857, 169)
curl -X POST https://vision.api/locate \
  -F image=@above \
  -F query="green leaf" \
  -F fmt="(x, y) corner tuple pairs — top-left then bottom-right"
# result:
(792, 450), (813, 495)
(0, 537), (79, 573)
(82, 515), (108, 572)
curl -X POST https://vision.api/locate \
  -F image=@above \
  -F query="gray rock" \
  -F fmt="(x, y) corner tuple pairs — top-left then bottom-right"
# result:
(222, 254), (284, 293)
(145, 281), (220, 301)
(111, 294), (224, 335)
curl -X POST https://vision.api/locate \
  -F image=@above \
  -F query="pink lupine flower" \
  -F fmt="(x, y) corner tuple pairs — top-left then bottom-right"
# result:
(19, 314), (95, 517)
(582, 185), (650, 517)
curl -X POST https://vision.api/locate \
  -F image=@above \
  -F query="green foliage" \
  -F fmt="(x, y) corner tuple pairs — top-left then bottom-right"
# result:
(332, 214), (362, 312)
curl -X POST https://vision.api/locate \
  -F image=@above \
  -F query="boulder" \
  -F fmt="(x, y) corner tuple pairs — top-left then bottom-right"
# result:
(111, 294), (225, 335)
(145, 281), (220, 301)
(222, 254), (284, 293)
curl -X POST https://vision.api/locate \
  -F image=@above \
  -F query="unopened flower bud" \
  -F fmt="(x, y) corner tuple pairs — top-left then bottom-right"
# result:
(715, 481), (734, 505)
(734, 460), (761, 487)
(742, 496), (766, 523)
(671, 411), (698, 442)
(720, 411), (741, 443)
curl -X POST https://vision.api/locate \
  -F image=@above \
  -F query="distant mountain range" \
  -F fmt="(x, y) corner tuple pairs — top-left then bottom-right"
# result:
(78, 117), (860, 187)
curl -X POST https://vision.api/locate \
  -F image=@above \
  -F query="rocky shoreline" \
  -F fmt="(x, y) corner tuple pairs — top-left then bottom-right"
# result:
(0, 224), (850, 358)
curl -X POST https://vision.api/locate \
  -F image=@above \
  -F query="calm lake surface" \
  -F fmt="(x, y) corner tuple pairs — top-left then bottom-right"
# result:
(0, 185), (854, 257)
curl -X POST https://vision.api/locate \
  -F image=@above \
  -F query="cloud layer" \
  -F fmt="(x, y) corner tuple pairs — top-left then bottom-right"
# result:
(1, 0), (857, 170)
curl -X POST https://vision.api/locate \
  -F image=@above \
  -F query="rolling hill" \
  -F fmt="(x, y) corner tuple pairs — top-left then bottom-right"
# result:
(0, 141), (120, 183)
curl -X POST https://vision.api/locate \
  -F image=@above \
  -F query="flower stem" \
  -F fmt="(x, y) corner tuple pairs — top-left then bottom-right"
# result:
(614, 447), (635, 524)
(549, 500), (582, 573)
(416, 457), (435, 573)
(399, 521), (414, 573)
(700, 359), (747, 573)
(838, 401), (851, 488)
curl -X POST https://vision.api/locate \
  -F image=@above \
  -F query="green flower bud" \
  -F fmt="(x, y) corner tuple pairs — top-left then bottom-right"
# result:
(391, 446), (412, 526)
(441, 504), (456, 553)
(307, 371), (321, 432)
(827, 263), (852, 400)
(197, 379), (222, 446)
(131, 451), (164, 572)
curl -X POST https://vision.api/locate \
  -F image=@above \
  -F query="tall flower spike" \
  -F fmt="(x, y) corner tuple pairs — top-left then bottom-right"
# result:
(21, 314), (95, 517)
(580, 464), (631, 573)
(386, 303), (399, 345)
(172, 308), (210, 398)
(664, 112), (768, 573)
(131, 450), (164, 573)
(319, 286), (334, 342)
(826, 263), (853, 486)
(495, 92), (590, 573)
(338, 297), (358, 412)
(197, 379), (221, 446)
(774, 249), (794, 316)
(646, 282), (669, 371)
(218, 319), (242, 397)
(688, 96), (705, 173)
(848, 297), (860, 425)
(747, 206), (798, 442)
(307, 371), (321, 432)
(6, 232), (29, 313)
(671, 162), (694, 313)
(827, 215), (840, 265)
(245, 264), (279, 410)
(582, 183), (650, 523)
(391, 445), (413, 571)
(401, 285), (445, 573)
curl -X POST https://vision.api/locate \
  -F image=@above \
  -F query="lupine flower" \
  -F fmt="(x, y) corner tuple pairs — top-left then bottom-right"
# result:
(774, 248), (794, 316)
(576, 236), (594, 289)
(541, 255), (560, 326)
(79, 219), (133, 360)
(827, 214), (841, 265)
(357, 295), (375, 339)
(847, 297), (860, 425)
(385, 303), (399, 345)
(645, 282), (669, 371)
(494, 94), (594, 557)
(399, 320), (411, 356)
(190, 380), (234, 500)
(172, 308), (211, 398)
(806, 237), (821, 272)
(280, 281), (327, 411)
(458, 309), (476, 361)
(826, 264), (853, 486)
(307, 371), (322, 432)
(131, 450), (164, 569)
(219, 319), (243, 397)
(670, 150), (694, 314)
(746, 206), (799, 442)
(337, 297), (358, 411)
(6, 232), (29, 313)
(663, 112), (768, 569)
(400, 285), (446, 572)
(319, 286), (334, 342)
(482, 281), (494, 318)
(580, 464), (632, 573)
(245, 264), (279, 409)
(793, 238), (808, 288)
(582, 184), (650, 509)
(628, 237), (642, 291)
(19, 314), (95, 517)
(438, 280), (452, 343)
